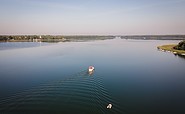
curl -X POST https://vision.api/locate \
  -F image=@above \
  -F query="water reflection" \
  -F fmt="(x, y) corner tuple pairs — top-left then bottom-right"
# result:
(0, 42), (54, 50)
(157, 48), (185, 59)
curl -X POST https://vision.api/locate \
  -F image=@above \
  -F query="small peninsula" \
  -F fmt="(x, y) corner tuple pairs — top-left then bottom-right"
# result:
(157, 40), (185, 56)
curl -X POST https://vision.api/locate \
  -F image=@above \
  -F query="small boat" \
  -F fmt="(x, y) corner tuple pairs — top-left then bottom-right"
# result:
(181, 53), (185, 56)
(107, 104), (112, 109)
(88, 66), (95, 72)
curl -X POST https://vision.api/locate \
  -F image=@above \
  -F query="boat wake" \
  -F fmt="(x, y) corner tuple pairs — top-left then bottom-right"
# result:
(0, 70), (122, 114)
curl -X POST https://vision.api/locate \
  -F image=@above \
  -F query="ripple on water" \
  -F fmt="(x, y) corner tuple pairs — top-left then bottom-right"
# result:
(0, 70), (123, 114)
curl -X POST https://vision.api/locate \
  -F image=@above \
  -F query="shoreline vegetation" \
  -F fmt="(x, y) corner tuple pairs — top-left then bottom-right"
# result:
(121, 35), (185, 40)
(0, 35), (115, 42)
(0, 35), (185, 42)
(157, 41), (185, 57)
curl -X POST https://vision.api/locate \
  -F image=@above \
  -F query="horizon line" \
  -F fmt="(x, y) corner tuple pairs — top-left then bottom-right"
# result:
(1, 34), (185, 36)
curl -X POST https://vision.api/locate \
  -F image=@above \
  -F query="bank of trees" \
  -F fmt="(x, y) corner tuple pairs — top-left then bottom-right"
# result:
(0, 35), (114, 42)
(174, 40), (185, 50)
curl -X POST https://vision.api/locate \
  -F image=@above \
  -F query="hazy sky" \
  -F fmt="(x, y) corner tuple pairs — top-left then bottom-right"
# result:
(0, 0), (185, 35)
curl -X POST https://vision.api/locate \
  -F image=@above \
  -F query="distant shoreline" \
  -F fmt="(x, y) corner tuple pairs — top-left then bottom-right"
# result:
(121, 35), (185, 40)
(0, 35), (115, 42)
(1, 35), (185, 42)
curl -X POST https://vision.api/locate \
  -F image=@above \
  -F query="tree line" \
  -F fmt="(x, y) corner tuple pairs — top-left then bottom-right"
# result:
(174, 40), (185, 50)
(0, 35), (115, 42)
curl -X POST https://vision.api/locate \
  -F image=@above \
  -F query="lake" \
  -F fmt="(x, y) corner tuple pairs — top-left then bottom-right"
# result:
(0, 38), (185, 114)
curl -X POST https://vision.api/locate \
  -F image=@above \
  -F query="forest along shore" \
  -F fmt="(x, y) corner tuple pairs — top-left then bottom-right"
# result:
(0, 35), (115, 42)
(121, 35), (185, 40)
(1, 35), (185, 42)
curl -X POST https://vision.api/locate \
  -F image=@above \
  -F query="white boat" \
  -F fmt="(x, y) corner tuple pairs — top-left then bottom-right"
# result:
(107, 104), (112, 109)
(88, 66), (95, 72)
(181, 53), (185, 56)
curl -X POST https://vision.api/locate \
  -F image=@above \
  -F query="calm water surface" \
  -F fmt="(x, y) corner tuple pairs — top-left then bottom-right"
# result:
(0, 42), (54, 50)
(0, 39), (185, 114)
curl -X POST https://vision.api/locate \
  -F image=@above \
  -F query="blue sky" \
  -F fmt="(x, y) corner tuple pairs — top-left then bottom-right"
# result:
(0, 0), (185, 35)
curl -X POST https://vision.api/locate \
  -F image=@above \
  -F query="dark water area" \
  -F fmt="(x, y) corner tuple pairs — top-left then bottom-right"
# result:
(0, 38), (185, 114)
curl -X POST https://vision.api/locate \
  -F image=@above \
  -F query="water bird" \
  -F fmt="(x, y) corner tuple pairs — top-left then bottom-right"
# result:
(107, 103), (112, 109)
